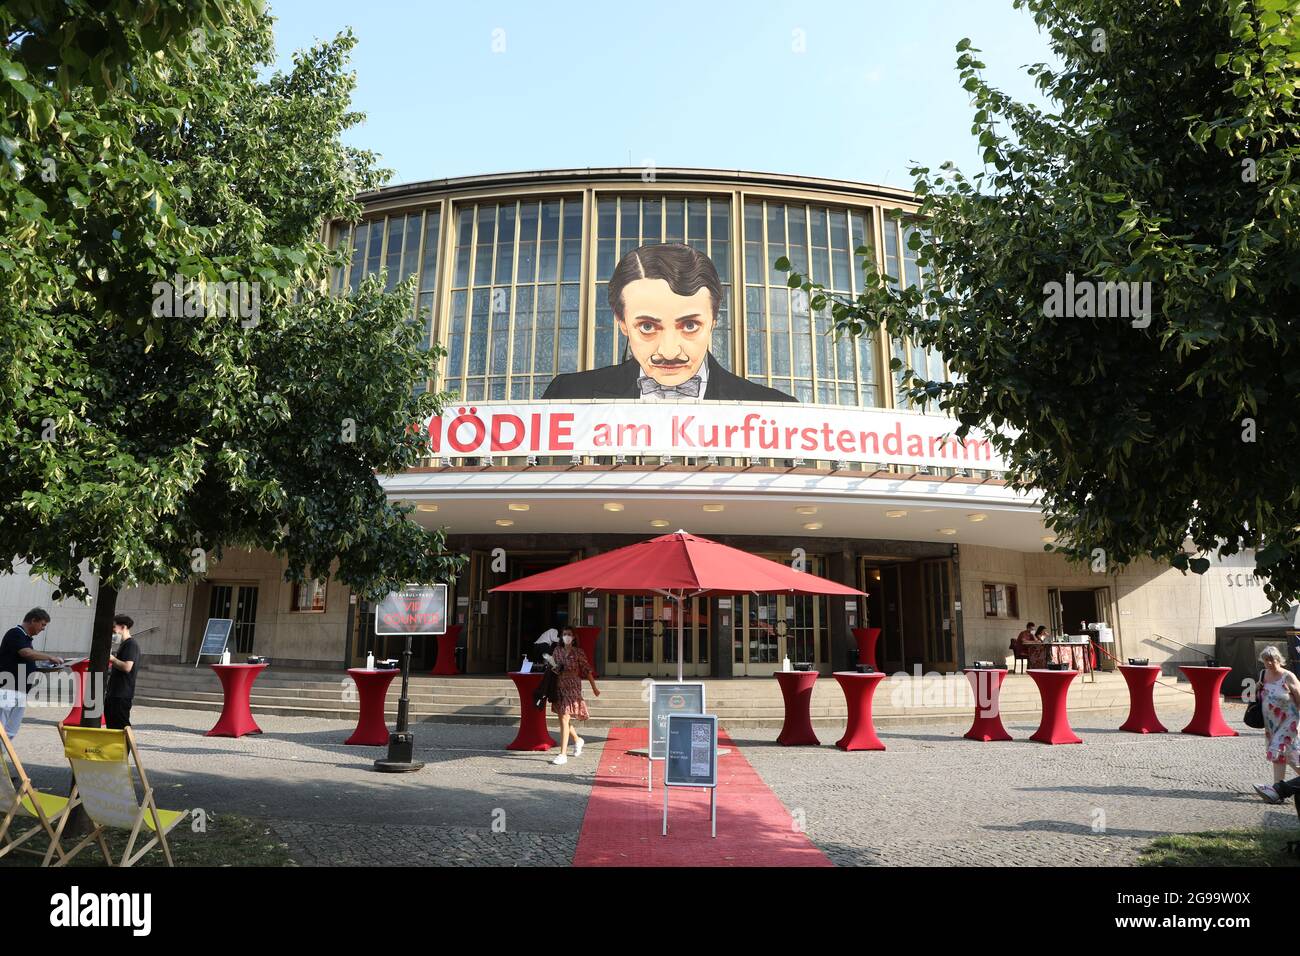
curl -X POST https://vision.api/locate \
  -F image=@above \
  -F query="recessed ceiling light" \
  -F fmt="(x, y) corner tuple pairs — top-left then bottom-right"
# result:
(508, 503), (530, 512)
(603, 503), (624, 512)
(967, 513), (987, 522)
(702, 504), (724, 512)
(885, 510), (907, 518)
(495, 519), (514, 527)
(415, 503), (438, 512)
(650, 519), (670, 527)
(803, 522), (824, 530)
(795, 506), (818, 515)
(938, 528), (957, 535)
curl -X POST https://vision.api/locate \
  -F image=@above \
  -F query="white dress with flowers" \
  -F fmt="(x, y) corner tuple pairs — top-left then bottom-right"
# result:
(1261, 672), (1300, 768)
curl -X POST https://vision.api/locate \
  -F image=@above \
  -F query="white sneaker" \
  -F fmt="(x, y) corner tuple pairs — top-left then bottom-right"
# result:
(574, 737), (585, 757)
(550, 754), (568, 765)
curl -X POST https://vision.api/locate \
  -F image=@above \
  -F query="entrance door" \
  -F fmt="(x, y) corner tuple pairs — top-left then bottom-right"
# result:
(735, 593), (829, 675)
(735, 555), (829, 676)
(920, 559), (957, 670)
(1058, 589), (1099, 636)
(209, 584), (258, 654)
(605, 595), (709, 677)
(861, 561), (905, 672)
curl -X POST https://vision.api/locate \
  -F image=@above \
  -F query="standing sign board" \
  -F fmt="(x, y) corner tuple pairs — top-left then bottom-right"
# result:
(647, 682), (705, 790)
(663, 713), (719, 838)
(194, 619), (234, 667)
(374, 584), (448, 636)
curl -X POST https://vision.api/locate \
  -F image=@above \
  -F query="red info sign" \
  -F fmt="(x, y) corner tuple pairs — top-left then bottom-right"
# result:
(426, 402), (1005, 471)
(374, 584), (448, 636)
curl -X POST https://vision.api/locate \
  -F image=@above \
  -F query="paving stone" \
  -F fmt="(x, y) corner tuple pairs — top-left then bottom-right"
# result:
(12, 701), (1296, 866)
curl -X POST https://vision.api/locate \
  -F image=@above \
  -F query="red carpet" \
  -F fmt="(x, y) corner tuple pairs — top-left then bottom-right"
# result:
(573, 727), (832, 867)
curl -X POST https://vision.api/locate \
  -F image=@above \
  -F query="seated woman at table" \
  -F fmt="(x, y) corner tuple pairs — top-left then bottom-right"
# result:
(1010, 621), (1035, 653)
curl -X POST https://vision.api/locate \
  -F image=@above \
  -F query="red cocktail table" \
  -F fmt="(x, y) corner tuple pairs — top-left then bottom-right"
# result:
(206, 663), (267, 737)
(850, 627), (882, 670)
(430, 624), (463, 675)
(344, 667), (399, 745)
(506, 671), (556, 751)
(1027, 669), (1082, 744)
(962, 667), (1012, 741)
(833, 671), (887, 751)
(62, 659), (105, 727)
(1179, 665), (1238, 737)
(774, 671), (820, 745)
(1118, 664), (1167, 733)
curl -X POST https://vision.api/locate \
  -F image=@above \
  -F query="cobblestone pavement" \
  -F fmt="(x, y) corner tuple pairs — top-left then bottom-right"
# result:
(13, 702), (1298, 866)
(17, 707), (600, 866)
(732, 707), (1300, 867)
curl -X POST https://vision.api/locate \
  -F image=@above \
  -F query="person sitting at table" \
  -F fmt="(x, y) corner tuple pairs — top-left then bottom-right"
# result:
(1010, 621), (1035, 654)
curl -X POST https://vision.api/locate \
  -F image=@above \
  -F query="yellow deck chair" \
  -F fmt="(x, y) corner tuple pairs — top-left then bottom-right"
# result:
(56, 724), (189, 867)
(0, 723), (74, 865)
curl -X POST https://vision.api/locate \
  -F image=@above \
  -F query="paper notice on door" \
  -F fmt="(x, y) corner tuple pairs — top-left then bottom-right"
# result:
(786, 607), (796, 621)
(758, 607), (768, 620)
(633, 606), (644, 621)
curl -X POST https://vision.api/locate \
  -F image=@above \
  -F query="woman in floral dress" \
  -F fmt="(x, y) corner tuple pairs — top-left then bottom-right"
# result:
(550, 627), (599, 766)
(1251, 645), (1300, 804)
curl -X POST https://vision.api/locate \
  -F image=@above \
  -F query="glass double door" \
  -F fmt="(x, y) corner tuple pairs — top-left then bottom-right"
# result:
(605, 595), (709, 677)
(734, 592), (827, 676)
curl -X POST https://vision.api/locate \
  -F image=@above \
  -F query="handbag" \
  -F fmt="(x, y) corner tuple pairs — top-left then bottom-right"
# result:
(1243, 670), (1265, 729)
(532, 668), (558, 711)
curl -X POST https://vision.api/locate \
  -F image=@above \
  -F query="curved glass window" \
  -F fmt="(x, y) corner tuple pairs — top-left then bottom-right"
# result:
(446, 197), (583, 400)
(332, 208), (441, 353)
(885, 216), (945, 411)
(742, 201), (876, 405)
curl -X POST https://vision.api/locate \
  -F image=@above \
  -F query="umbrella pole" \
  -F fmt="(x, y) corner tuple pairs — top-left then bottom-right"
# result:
(677, 593), (685, 683)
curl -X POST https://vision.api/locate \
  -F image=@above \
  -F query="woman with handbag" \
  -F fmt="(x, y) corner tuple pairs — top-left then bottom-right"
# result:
(550, 627), (600, 766)
(1250, 646), (1300, 804)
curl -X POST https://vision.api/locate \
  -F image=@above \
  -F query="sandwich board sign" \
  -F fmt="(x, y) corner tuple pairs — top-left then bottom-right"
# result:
(662, 713), (718, 838)
(194, 618), (234, 667)
(374, 584), (448, 636)
(647, 681), (705, 790)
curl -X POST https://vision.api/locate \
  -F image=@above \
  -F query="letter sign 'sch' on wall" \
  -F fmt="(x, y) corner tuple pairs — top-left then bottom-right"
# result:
(425, 402), (1008, 472)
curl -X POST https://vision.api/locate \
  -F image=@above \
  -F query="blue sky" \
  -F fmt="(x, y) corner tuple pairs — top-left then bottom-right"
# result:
(269, 0), (1057, 192)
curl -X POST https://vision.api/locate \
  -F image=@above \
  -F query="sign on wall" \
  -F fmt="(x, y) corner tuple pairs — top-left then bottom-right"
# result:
(427, 402), (1004, 471)
(374, 584), (448, 636)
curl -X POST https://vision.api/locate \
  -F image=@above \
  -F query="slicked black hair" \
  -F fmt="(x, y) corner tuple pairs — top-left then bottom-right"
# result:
(608, 243), (722, 321)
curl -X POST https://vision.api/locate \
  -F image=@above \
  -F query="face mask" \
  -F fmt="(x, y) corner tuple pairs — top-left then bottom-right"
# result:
(562, 634), (573, 645)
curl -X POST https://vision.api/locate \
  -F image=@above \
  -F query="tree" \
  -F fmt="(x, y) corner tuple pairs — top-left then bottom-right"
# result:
(782, 0), (1300, 606)
(0, 8), (464, 723)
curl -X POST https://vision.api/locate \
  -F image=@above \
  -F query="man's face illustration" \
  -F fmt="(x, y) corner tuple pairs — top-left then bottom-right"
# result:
(616, 278), (715, 386)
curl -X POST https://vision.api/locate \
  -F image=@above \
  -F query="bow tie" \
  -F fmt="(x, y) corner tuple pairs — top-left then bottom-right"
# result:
(638, 374), (703, 398)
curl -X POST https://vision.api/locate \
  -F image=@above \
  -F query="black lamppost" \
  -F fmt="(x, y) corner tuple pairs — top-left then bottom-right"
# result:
(372, 583), (447, 773)
(374, 633), (422, 773)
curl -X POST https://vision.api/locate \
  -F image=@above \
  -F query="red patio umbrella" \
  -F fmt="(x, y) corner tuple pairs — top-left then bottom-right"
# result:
(490, 530), (864, 681)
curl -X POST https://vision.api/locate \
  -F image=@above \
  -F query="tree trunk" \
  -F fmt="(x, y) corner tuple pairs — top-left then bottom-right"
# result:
(82, 583), (117, 727)
(64, 584), (118, 836)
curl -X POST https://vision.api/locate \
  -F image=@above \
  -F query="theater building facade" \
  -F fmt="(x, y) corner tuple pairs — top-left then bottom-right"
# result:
(89, 168), (1265, 676)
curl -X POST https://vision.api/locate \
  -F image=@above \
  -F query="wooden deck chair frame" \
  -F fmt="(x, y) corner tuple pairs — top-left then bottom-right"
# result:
(55, 723), (189, 867)
(0, 722), (75, 866)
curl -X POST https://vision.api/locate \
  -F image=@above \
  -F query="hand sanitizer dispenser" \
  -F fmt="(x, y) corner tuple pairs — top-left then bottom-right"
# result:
(366, 651), (375, 670)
